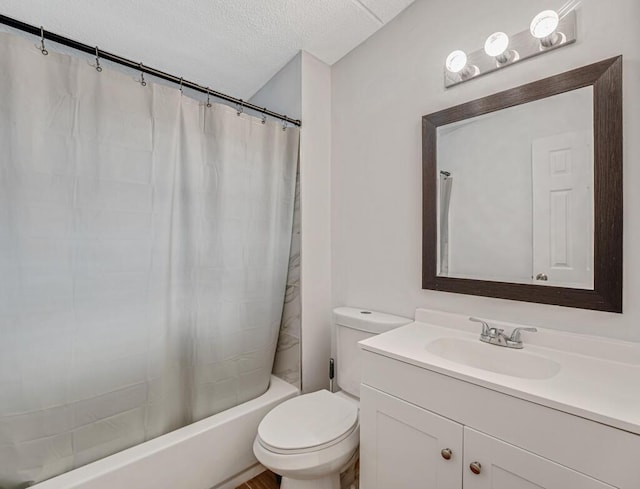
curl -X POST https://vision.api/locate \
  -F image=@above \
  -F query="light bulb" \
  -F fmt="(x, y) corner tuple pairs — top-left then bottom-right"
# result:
(484, 32), (509, 57)
(445, 50), (468, 74)
(530, 10), (560, 47)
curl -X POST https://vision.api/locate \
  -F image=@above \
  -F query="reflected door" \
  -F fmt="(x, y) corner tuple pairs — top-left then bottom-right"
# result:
(532, 131), (593, 289)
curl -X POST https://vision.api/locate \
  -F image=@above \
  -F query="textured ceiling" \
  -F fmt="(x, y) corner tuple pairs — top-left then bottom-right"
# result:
(0, 0), (415, 99)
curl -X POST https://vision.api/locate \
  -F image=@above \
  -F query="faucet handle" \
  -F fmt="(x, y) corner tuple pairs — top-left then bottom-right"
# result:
(469, 317), (490, 336)
(509, 327), (538, 343)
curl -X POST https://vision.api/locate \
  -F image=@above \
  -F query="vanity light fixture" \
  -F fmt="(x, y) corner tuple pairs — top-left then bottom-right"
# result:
(444, 10), (576, 88)
(530, 10), (561, 47)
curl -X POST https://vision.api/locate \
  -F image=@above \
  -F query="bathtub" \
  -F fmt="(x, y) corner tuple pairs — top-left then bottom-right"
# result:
(31, 376), (298, 489)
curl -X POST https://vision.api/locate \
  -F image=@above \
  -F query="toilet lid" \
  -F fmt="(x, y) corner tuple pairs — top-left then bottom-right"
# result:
(258, 390), (358, 452)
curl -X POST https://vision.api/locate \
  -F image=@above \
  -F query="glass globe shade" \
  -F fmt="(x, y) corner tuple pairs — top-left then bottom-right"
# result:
(530, 10), (560, 39)
(484, 32), (510, 57)
(445, 50), (467, 74)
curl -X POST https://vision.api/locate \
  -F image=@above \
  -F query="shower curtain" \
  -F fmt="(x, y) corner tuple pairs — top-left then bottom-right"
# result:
(439, 172), (453, 275)
(0, 33), (299, 487)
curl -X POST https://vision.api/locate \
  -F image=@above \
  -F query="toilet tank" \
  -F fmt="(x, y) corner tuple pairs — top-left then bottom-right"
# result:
(334, 307), (411, 398)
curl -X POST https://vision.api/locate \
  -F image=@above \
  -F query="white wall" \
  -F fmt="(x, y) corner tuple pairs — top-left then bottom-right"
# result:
(252, 51), (333, 393)
(249, 53), (302, 121)
(332, 0), (640, 342)
(300, 52), (333, 392)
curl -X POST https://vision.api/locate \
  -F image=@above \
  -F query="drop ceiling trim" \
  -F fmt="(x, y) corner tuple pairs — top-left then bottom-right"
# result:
(350, 0), (384, 25)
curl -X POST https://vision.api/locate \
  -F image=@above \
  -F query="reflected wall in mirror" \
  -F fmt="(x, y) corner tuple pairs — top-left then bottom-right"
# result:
(423, 57), (622, 312)
(437, 87), (594, 289)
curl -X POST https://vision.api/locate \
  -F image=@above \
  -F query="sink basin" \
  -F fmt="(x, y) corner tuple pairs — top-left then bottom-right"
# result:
(425, 337), (561, 379)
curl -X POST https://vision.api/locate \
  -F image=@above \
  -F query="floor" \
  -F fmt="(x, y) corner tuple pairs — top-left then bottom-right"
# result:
(235, 470), (280, 489)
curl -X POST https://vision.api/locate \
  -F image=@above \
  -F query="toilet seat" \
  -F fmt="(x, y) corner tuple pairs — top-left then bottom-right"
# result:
(257, 390), (359, 455)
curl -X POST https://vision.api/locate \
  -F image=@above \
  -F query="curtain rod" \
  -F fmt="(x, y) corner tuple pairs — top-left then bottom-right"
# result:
(0, 14), (302, 127)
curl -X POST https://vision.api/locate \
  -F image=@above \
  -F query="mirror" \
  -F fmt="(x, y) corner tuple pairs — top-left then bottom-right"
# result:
(422, 57), (622, 312)
(437, 87), (594, 289)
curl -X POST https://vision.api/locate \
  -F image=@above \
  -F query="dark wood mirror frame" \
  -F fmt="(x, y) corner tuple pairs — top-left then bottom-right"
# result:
(422, 56), (622, 313)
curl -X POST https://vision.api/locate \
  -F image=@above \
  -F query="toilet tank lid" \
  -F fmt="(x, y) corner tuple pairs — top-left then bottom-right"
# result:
(333, 307), (412, 334)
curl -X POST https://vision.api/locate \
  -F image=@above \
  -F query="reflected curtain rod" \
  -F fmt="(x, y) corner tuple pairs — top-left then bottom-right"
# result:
(0, 14), (302, 127)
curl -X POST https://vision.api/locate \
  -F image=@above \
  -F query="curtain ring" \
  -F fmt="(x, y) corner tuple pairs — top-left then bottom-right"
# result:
(39, 26), (48, 55)
(236, 100), (244, 116)
(95, 46), (102, 72)
(179, 77), (183, 94)
(138, 63), (147, 87)
(261, 109), (267, 125)
(282, 119), (287, 131)
(206, 88), (212, 108)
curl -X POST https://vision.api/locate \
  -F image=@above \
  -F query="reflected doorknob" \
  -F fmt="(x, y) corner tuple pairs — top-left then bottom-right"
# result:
(469, 461), (482, 474)
(535, 273), (548, 281)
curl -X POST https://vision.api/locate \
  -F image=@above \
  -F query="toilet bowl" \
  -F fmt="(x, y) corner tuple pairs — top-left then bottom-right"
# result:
(254, 390), (359, 489)
(253, 308), (411, 489)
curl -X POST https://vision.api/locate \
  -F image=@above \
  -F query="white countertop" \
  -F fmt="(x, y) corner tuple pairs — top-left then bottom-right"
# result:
(359, 308), (640, 435)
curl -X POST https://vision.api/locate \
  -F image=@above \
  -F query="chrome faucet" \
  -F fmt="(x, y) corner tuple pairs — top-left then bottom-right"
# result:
(469, 317), (537, 349)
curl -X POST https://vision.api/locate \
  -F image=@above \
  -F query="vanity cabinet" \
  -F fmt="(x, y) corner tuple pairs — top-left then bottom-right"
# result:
(360, 385), (613, 489)
(359, 350), (636, 489)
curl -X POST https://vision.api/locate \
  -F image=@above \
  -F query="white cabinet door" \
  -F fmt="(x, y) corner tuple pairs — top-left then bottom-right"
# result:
(463, 427), (615, 489)
(360, 385), (463, 489)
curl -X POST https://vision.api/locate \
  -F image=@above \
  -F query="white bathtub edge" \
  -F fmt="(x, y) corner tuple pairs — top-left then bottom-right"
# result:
(31, 376), (298, 489)
(212, 463), (265, 489)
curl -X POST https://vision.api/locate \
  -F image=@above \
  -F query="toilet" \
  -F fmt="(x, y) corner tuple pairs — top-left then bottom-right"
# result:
(253, 307), (411, 489)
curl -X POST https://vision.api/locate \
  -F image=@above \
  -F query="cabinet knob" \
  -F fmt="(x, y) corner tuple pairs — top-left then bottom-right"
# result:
(469, 462), (482, 475)
(440, 448), (452, 460)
